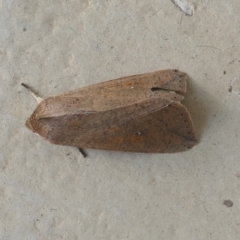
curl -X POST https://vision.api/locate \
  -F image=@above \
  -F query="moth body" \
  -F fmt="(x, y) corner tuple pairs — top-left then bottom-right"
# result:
(24, 70), (197, 153)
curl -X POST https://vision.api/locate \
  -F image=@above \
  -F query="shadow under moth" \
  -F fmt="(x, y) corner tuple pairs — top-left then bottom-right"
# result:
(22, 69), (197, 156)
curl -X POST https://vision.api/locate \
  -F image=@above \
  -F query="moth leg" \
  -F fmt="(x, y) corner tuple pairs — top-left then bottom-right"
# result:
(78, 148), (87, 158)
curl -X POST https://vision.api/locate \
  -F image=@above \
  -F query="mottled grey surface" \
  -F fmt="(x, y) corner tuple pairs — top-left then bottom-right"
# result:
(1, 0), (240, 239)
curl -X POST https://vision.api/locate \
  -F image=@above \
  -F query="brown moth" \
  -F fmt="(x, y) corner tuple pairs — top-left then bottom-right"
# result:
(23, 69), (197, 154)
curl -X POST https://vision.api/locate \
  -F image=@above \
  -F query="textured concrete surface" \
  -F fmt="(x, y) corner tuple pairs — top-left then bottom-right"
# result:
(1, 0), (240, 239)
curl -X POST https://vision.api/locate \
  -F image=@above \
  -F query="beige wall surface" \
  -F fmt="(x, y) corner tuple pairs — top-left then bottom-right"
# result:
(1, 0), (240, 239)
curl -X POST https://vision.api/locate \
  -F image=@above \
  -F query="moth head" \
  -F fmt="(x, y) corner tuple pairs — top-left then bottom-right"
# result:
(26, 117), (35, 132)
(22, 83), (45, 134)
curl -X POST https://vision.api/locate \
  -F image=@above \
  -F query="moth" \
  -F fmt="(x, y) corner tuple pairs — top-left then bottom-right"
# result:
(23, 69), (197, 155)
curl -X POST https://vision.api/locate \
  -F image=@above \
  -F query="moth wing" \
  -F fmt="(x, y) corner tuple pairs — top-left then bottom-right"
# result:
(28, 96), (174, 139)
(56, 69), (187, 111)
(32, 97), (197, 153)
(28, 90), (184, 120)
(80, 101), (197, 153)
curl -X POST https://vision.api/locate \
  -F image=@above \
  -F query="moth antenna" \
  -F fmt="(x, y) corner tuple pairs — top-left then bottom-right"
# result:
(21, 83), (44, 104)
